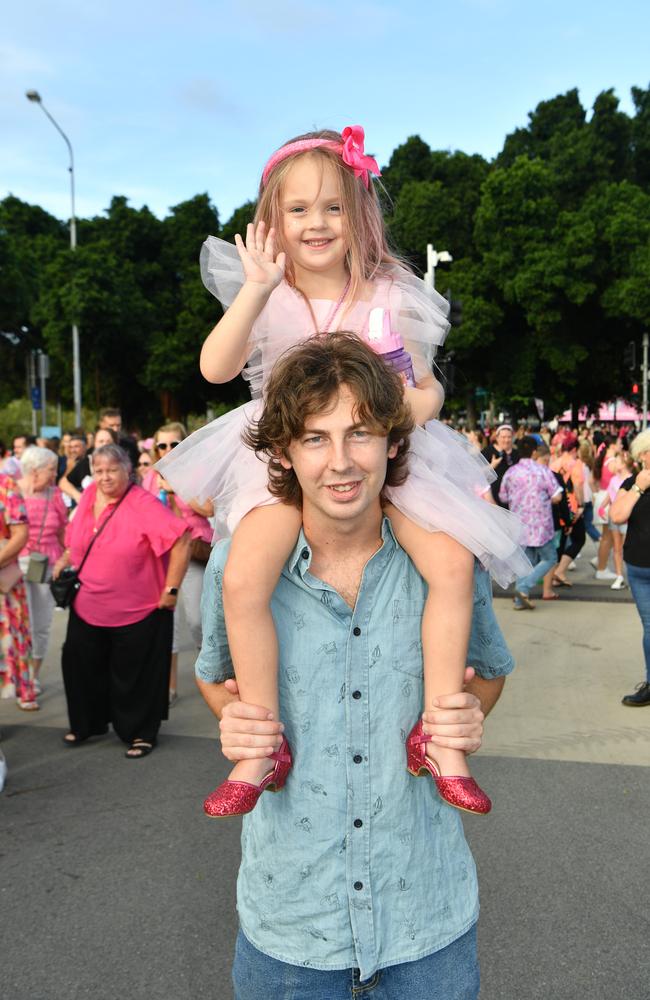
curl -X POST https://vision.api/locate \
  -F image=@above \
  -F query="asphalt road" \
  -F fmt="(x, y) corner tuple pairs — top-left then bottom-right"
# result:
(2, 552), (648, 1000)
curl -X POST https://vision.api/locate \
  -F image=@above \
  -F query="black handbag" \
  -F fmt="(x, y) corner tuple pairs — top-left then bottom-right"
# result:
(49, 485), (133, 609)
(50, 566), (82, 608)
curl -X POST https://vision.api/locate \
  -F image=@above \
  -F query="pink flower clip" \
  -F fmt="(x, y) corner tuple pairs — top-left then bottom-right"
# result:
(341, 126), (381, 188)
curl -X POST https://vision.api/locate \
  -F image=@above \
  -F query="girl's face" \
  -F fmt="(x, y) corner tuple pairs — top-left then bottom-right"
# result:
(155, 430), (183, 459)
(137, 452), (153, 476)
(280, 157), (348, 282)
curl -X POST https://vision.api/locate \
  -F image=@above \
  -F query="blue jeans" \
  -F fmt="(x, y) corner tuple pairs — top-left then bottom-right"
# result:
(515, 538), (558, 596)
(625, 563), (650, 681)
(232, 925), (480, 1000)
(583, 501), (601, 542)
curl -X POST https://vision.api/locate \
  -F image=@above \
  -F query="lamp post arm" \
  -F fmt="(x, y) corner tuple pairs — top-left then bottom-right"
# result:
(37, 102), (77, 249)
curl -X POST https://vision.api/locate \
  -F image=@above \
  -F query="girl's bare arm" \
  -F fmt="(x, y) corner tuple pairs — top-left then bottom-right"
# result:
(200, 223), (286, 383)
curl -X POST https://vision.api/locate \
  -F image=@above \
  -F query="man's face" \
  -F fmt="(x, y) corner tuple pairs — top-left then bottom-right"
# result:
(13, 436), (27, 458)
(496, 429), (513, 452)
(101, 414), (122, 434)
(68, 437), (86, 461)
(279, 386), (398, 529)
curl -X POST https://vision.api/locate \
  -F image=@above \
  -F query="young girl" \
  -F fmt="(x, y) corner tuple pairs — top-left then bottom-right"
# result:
(159, 126), (529, 818)
(598, 451), (635, 590)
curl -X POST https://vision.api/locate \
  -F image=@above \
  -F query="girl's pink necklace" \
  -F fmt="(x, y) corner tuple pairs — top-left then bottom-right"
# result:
(320, 277), (351, 334)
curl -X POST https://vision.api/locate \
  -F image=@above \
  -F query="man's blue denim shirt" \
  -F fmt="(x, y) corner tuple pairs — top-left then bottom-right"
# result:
(196, 519), (514, 980)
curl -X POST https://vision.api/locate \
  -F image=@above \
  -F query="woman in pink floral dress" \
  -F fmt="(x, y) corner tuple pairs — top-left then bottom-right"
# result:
(0, 474), (36, 709)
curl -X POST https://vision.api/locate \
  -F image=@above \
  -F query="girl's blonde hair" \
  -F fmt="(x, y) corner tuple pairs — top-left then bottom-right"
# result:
(578, 440), (595, 470)
(255, 130), (407, 317)
(631, 429), (650, 461)
(151, 422), (187, 461)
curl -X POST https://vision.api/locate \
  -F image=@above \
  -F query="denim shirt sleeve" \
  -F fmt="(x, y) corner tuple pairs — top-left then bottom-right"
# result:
(468, 563), (515, 678)
(194, 539), (235, 683)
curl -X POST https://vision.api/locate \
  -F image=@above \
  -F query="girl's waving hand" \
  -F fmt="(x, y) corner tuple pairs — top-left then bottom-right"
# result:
(235, 222), (286, 292)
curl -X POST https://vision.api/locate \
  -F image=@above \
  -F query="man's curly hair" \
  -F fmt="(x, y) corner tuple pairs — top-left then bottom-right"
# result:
(243, 332), (415, 507)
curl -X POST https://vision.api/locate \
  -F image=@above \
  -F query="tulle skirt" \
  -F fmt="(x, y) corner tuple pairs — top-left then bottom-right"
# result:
(158, 404), (529, 588)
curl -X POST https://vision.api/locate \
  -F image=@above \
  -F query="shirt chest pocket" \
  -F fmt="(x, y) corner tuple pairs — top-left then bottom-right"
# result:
(392, 599), (424, 679)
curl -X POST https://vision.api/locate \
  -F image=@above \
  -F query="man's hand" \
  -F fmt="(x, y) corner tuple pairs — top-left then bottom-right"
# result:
(218, 679), (284, 761)
(421, 667), (484, 755)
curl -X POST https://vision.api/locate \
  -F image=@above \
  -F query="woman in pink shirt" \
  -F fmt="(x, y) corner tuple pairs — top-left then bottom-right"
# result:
(17, 446), (68, 692)
(145, 423), (214, 703)
(52, 444), (190, 758)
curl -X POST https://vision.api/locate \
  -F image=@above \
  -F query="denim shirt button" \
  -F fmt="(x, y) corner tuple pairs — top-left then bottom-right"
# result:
(353, 754), (363, 764)
(352, 690), (361, 700)
(353, 626), (361, 636)
(354, 818), (363, 828)
(301, 548), (309, 559)
(354, 881), (363, 891)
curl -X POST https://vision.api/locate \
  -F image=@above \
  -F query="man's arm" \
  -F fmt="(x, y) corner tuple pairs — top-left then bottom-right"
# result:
(465, 673), (505, 716)
(196, 677), (237, 721)
(421, 668), (504, 755)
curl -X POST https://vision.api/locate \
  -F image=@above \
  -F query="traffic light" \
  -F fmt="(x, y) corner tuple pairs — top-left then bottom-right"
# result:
(624, 341), (636, 370)
(632, 383), (639, 395)
(436, 356), (456, 395)
(444, 290), (463, 328)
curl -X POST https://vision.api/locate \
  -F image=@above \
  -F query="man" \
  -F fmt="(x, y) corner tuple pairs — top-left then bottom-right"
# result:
(98, 408), (122, 435)
(482, 424), (519, 506)
(551, 435), (586, 585)
(99, 407), (139, 468)
(499, 436), (563, 609)
(196, 334), (514, 999)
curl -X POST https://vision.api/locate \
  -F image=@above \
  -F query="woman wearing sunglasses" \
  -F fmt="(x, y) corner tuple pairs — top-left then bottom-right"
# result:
(143, 423), (214, 703)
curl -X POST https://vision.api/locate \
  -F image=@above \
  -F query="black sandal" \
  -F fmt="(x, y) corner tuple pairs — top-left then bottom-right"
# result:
(125, 740), (155, 759)
(62, 733), (87, 747)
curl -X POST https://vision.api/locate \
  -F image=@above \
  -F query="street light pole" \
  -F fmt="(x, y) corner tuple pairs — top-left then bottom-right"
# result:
(26, 90), (82, 425)
(424, 244), (453, 291)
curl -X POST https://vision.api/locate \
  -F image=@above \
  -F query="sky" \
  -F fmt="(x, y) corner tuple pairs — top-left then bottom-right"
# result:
(3, 0), (650, 227)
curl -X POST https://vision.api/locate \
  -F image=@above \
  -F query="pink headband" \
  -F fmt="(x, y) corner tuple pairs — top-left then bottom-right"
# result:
(262, 125), (381, 189)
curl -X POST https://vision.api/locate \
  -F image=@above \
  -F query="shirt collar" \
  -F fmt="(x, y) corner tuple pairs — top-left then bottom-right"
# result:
(288, 515), (397, 578)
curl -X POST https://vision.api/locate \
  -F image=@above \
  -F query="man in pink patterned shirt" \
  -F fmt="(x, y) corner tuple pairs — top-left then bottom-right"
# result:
(499, 436), (563, 609)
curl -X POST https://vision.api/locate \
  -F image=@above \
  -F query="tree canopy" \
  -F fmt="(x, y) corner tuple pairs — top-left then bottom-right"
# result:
(2, 81), (649, 427)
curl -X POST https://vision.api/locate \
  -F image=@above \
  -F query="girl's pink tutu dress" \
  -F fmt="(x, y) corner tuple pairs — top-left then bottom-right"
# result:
(158, 238), (529, 587)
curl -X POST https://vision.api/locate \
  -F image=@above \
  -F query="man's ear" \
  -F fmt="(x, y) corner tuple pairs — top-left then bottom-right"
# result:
(276, 448), (293, 471)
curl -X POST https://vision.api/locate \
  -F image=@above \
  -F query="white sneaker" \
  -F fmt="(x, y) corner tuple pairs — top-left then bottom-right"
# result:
(589, 556), (598, 569)
(0, 750), (7, 793)
(611, 575), (627, 590)
(568, 561), (577, 571)
(595, 569), (617, 581)
(0, 682), (16, 700)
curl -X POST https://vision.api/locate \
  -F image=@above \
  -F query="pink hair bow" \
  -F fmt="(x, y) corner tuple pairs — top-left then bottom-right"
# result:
(341, 126), (381, 188)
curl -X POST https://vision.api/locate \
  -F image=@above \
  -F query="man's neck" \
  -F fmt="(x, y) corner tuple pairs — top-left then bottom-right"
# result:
(301, 502), (385, 607)
(303, 502), (384, 559)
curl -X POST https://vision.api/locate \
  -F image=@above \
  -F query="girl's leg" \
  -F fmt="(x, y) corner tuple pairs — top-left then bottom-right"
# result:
(222, 503), (302, 786)
(386, 504), (474, 779)
(597, 524), (613, 571)
(612, 531), (624, 577)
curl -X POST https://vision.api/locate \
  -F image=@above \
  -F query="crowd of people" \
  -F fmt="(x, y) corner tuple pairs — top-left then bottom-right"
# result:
(0, 408), (215, 760)
(461, 419), (650, 709)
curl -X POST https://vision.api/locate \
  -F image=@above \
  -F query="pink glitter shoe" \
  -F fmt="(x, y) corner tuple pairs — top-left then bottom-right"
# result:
(203, 738), (292, 818)
(406, 720), (491, 815)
